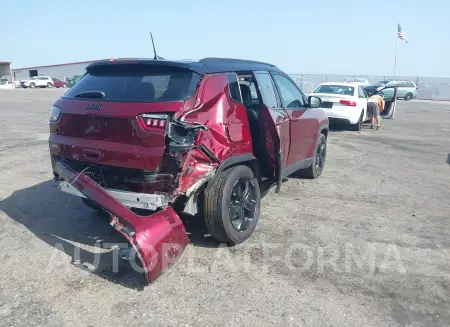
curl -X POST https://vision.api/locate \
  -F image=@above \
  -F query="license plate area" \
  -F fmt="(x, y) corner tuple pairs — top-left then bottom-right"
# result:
(59, 181), (169, 210)
(321, 101), (333, 108)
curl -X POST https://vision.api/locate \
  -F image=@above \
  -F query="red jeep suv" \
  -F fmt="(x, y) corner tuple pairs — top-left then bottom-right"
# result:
(49, 58), (328, 282)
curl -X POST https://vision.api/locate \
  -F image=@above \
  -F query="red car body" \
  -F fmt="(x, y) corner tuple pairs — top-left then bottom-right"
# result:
(48, 58), (328, 283)
(52, 78), (68, 88)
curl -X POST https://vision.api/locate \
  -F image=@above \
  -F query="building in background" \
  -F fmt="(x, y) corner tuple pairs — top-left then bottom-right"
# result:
(11, 59), (107, 82)
(0, 61), (13, 89)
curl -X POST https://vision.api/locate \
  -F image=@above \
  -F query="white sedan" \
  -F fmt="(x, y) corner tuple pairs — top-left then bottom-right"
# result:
(311, 82), (369, 131)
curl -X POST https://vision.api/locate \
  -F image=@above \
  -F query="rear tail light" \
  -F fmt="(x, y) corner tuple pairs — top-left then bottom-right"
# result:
(416, 87), (419, 91)
(339, 100), (356, 107)
(138, 114), (169, 130)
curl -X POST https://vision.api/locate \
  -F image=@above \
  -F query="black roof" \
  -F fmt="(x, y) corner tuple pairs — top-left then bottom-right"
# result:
(87, 57), (282, 74)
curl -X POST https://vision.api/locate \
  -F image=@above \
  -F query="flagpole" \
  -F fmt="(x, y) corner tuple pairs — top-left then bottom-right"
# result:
(393, 28), (398, 77)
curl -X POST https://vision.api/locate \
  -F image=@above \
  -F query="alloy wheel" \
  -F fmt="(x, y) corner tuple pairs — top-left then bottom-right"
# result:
(315, 138), (327, 175)
(229, 178), (257, 232)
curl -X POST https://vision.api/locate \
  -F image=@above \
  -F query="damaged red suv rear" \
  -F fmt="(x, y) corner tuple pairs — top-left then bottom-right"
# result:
(48, 58), (329, 283)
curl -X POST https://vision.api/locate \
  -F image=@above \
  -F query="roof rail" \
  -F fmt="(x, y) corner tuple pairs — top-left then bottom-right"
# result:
(200, 57), (277, 68)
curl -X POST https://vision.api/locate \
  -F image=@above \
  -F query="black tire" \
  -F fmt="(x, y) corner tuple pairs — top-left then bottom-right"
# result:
(350, 110), (364, 131)
(203, 165), (261, 245)
(47, 82), (53, 88)
(296, 133), (327, 179)
(29, 83), (36, 88)
(404, 93), (413, 101)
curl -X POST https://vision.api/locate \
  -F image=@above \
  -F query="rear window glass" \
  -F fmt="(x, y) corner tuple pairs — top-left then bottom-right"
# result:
(314, 85), (355, 96)
(65, 64), (201, 102)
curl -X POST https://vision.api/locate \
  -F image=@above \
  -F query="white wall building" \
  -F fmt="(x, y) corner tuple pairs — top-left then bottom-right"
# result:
(12, 59), (107, 82)
(0, 61), (13, 89)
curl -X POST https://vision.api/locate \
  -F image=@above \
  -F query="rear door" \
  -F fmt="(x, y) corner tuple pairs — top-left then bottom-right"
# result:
(406, 81), (417, 97)
(49, 63), (201, 172)
(395, 81), (407, 98)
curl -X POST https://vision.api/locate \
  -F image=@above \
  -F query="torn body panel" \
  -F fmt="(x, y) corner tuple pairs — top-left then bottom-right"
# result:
(54, 158), (189, 283)
(176, 73), (253, 162)
(165, 73), (256, 198)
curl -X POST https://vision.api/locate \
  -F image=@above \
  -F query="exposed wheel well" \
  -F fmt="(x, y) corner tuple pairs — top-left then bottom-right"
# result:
(321, 128), (328, 139)
(220, 159), (262, 184)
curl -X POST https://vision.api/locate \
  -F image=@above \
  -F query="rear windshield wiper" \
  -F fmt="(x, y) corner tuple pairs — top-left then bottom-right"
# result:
(73, 91), (106, 99)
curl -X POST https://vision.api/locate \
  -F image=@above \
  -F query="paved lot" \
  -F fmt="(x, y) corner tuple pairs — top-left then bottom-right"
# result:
(0, 89), (449, 327)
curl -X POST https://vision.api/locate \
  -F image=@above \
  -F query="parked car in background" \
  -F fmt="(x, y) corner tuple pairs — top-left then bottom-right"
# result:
(312, 82), (368, 131)
(0, 79), (14, 89)
(21, 76), (54, 88)
(52, 78), (68, 88)
(49, 57), (329, 283)
(365, 80), (418, 100)
(344, 78), (370, 86)
(66, 75), (83, 88)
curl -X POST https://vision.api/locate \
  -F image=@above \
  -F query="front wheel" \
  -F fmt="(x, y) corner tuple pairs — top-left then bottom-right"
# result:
(296, 133), (327, 179)
(29, 83), (36, 88)
(203, 165), (260, 245)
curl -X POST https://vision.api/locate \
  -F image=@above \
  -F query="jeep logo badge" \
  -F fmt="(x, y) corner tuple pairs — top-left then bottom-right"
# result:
(86, 104), (103, 111)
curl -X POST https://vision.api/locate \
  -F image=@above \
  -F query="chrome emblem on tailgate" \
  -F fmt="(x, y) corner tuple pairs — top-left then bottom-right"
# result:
(86, 104), (103, 111)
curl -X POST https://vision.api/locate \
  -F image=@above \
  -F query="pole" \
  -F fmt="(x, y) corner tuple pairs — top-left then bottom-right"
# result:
(393, 31), (398, 77)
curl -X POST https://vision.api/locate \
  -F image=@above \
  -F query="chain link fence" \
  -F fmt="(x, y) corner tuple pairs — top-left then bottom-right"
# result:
(289, 74), (450, 100)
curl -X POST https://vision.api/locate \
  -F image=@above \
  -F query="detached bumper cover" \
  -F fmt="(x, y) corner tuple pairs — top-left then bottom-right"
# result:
(54, 159), (189, 283)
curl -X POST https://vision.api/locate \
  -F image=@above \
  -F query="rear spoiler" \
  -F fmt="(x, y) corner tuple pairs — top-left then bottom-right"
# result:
(86, 59), (208, 75)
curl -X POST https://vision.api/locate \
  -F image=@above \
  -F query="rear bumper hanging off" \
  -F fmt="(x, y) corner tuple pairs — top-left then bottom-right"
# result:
(54, 158), (189, 283)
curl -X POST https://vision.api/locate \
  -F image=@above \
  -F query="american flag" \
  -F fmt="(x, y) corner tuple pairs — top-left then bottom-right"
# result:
(398, 23), (408, 43)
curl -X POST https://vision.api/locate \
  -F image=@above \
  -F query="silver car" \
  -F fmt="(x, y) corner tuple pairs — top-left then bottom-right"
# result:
(370, 80), (418, 101)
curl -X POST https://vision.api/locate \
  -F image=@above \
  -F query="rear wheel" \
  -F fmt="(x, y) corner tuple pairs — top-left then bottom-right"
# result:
(296, 133), (327, 179)
(350, 110), (364, 131)
(47, 82), (53, 88)
(404, 93), (413, 101)
(203, 165), (260, 245)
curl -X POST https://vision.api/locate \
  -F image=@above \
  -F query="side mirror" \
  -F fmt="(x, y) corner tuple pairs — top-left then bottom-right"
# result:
(308, 95), (322, 108)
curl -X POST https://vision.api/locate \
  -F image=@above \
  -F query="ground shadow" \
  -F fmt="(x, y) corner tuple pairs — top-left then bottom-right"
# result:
(329, 122), (373, 132)
(0, 179), (224, 290)
(181, 214), (222, 248)
(0, 180), (148, 290)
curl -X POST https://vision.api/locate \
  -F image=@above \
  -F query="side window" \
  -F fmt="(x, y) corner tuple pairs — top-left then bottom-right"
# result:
(272, 74), (306, 109)
(227, 73), (242, 103)
(358, 86), (366, 98)
(386, 81), (396, 87)
(395, 81), (406, 87)
(254, 72), (279, 109)
(406, 82), (415, 87)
